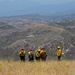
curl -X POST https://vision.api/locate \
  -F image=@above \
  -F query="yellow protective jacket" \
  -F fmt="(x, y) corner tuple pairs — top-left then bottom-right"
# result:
(40, 50), (45, 55)
(28, 51), (34, 55)
(35, 52), (40, 57)
(57, 49), (62, 56)
(19, 51), (26, 56)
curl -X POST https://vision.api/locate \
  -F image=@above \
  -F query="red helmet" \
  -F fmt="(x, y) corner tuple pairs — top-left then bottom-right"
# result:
(41, 47), (44, 50)
(21, 48), (24, 50)
(30, 48), (32, 51)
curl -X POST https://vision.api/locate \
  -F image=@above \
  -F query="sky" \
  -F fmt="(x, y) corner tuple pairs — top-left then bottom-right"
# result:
(0, 0), (75, 17)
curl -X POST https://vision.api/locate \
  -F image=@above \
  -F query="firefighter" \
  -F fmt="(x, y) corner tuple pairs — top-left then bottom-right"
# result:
(40, 47), (47, 61)
(19, 48), (26, 62)
(28, 48), (34, 61)
(35, 48), (41, 61)
(57, 46), (62, 61)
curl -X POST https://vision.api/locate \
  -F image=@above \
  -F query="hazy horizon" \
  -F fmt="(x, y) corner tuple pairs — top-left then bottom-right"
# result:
(0, 0), (75, 17)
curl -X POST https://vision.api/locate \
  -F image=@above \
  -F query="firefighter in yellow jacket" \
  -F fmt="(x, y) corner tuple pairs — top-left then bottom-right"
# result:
(19, 48), (26, 61)
(57, 46), (62, 61)
(40, 47), (47, 61)
(28, 48), (34, 61)
(35, 48), (41, 61)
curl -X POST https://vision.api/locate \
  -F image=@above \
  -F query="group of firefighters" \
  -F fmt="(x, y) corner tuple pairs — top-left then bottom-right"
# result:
(19, 46), (62, 62)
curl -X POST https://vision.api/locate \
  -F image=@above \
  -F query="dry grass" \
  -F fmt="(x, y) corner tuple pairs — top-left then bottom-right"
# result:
(0, 60), (75, 75)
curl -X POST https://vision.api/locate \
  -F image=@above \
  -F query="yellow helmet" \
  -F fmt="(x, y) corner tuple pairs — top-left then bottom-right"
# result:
(58, 46), (60, 49)
(38, 49), (41, 52)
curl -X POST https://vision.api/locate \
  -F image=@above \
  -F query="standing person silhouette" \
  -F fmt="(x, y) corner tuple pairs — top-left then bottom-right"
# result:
(57, 46), (62, 61)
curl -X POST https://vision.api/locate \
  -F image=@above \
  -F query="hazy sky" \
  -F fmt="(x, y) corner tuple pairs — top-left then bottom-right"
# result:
(0, 0), (75, 17)
(0, 0), (75, 4)
(27, 0), (75, 4)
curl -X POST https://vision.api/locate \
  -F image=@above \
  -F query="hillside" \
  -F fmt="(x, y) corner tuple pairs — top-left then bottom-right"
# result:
(0, 15), (75, 60)
(0, 60), (75, 75)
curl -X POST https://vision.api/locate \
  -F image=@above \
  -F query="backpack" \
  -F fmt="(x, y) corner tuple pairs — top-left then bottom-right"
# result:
(28, 51), (34, 59)
(20, 51), (25, 56)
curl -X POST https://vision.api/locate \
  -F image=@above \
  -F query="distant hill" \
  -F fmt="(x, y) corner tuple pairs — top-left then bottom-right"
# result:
(0, 15), (75, 60)
(0, 22), (15, 29)
(0, 13), (75, 23)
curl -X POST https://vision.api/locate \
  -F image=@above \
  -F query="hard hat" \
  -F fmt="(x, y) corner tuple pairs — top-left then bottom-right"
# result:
(38, 49), (41, 52)
(30, 48), (32, 51)
(58, 46), (60, 49)
(21, 48), (24, 50)
(41, 47), (44, 50)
